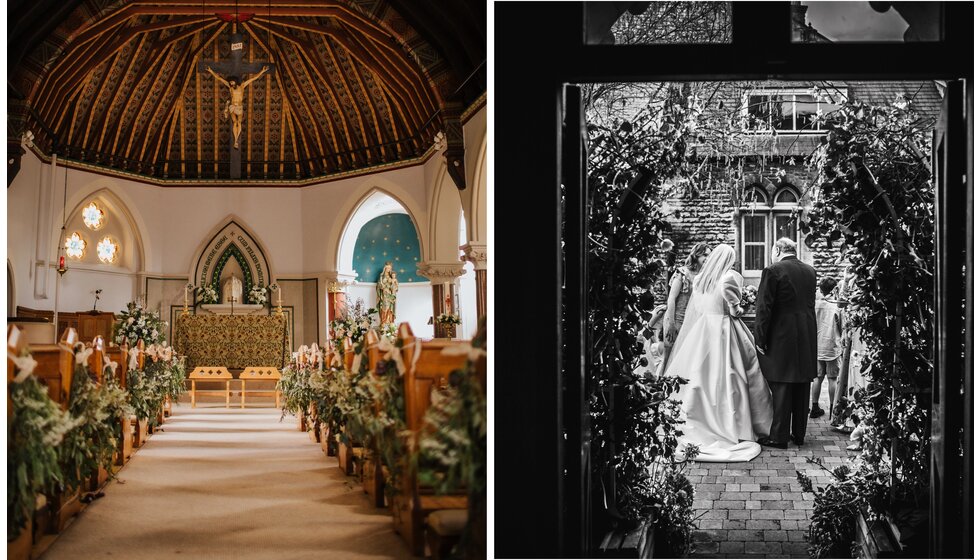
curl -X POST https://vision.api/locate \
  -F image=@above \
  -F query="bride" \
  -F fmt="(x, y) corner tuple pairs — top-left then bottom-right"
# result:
(662, 244), (772, 462)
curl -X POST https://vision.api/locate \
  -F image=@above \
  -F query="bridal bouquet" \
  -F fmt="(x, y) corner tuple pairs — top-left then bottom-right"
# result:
(738, 284), (758, 315)
(249, 284), (268, 305)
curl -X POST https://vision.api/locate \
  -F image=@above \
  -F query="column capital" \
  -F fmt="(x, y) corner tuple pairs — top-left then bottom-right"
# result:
(416, 261), (466, 284)
(460, 242), (487, 270)
(323, 270), (358, 293)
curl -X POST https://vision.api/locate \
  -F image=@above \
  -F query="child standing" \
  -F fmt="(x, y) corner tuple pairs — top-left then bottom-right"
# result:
(810, 277), (842, 418)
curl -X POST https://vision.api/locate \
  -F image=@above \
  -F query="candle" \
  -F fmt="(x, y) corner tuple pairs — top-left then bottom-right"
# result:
(183, 285), (188, 307)
(443, 282), (449, 313)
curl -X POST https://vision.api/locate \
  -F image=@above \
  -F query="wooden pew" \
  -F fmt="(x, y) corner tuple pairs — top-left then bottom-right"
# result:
(361, 330), (387, 508)
(8, 326), (34, 560)
(105, 343), (134, 466)
(31, 329), (83, 534)
(83, 337), (114, 490)
(392, 323), (469, 556)
(336, 337), (359, 476)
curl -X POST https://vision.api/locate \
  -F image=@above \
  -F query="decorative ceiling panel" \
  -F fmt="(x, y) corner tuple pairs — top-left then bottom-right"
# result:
(9, 0), (485, 184)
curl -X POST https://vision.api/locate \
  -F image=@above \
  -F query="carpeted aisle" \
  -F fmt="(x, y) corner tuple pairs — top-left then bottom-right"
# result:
(41, 406), (414, 560)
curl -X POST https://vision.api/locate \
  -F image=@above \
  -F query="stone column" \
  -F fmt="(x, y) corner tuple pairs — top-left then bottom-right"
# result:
(416, 262), (465, 339)
(461, 242), (487, 320)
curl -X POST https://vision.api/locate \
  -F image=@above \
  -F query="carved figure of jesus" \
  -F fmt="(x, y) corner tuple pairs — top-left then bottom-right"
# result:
(207, 65), (269, 149)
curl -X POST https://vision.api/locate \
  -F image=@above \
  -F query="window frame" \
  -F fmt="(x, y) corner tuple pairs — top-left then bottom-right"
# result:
(742, 87), (847, 134)
(738, 186), (802, 278)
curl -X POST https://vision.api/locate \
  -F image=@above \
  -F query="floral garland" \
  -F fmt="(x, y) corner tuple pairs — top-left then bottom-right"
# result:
(7, 352), (78, 538)
(328, 298), (379, 356)
(114, 301), (167, 346)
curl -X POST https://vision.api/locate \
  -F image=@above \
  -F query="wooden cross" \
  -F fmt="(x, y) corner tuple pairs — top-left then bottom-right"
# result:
(197, 30), (276, 179)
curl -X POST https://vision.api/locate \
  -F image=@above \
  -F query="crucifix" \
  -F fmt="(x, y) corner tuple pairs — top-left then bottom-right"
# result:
(197, 27), (276, 179)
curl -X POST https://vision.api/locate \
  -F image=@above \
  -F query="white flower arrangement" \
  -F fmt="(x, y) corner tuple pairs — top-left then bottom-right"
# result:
(114, 301), (167, 346)
(249, 284), (268, 305)
(197, 284), (218, 304)
(436, 313), (462, 326)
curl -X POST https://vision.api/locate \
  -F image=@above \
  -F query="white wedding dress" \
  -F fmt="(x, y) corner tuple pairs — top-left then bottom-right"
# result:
(663, 270), (773, 462)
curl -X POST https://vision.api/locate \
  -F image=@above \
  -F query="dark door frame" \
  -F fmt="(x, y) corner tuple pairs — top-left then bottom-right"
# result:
(495, 2), (972, 558)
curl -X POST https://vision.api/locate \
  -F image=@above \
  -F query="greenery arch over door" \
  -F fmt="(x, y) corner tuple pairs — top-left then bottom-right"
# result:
(211, 244), (256, 302)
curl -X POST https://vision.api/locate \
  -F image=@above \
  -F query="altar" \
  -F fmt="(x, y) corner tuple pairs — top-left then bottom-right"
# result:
(173, 314), (288, 371)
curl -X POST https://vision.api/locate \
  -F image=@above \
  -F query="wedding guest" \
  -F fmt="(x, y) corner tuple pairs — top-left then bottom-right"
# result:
(810, 277), (842, 418)
(660, 242), (710, 373)
(636, 305), (667, 379)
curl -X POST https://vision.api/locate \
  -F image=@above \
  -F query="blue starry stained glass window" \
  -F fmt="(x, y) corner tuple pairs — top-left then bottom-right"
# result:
(352, 214), (423, 282)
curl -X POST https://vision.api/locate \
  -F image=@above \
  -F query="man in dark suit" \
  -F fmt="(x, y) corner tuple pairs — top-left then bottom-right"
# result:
(754, 238), (818, 449)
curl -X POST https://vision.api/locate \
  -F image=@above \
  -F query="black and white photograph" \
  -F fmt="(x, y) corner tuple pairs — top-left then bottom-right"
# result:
(6, 1), (486, 559)
(496, 2), (972, 559)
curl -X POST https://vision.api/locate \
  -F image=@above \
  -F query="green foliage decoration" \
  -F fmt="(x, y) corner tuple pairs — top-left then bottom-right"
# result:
(7, 356), (79, 538)
(797, 98), (935, 556)
(585, 84), (699, 554)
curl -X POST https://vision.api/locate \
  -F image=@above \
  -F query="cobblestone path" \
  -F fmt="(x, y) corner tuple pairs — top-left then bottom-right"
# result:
(687, 390), (853, 558)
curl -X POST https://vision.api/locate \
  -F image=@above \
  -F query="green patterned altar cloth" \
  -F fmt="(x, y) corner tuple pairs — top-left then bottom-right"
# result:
(174, 314), (288, 370)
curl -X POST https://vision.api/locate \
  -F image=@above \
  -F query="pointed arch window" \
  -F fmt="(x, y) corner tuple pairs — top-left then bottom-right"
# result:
(738, 184), (802, 276)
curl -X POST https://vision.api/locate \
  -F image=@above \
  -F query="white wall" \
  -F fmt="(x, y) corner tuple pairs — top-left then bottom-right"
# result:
(8, 106), (486, 341)
(347, 283), (434, 339)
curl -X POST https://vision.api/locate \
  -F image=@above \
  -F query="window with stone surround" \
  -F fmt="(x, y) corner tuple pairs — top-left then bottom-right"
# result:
(738, 186), (801, 277)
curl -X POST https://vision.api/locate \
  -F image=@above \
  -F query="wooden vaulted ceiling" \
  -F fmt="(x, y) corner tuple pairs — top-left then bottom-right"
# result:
(8, 0), (486, 184)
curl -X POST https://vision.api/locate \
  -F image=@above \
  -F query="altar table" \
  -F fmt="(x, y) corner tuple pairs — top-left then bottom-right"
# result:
(174, 314), (288, 371)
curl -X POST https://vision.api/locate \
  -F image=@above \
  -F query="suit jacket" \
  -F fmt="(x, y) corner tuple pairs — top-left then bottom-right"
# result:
(754, 255), (818, 383)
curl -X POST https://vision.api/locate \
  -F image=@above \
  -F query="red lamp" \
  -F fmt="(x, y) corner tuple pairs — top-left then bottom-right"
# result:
(58, 255), (67, 275)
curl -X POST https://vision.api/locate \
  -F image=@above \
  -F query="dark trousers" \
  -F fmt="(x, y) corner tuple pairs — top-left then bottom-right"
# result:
(767, 381), (810, 443)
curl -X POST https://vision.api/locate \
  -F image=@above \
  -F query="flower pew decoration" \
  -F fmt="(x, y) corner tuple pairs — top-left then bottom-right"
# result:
(196, 284), (219, 304)
(249, 284), (269, 305)
(114, 301), (167, 346)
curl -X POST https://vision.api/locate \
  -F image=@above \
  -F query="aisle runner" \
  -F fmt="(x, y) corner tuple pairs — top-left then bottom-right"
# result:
(43, 407), (412, 560)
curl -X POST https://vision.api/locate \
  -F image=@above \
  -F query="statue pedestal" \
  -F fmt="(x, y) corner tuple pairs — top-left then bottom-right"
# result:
(199, 304), (266, 315)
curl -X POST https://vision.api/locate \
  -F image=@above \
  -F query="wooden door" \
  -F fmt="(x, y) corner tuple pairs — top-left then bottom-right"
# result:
(930, 78), (970, 559)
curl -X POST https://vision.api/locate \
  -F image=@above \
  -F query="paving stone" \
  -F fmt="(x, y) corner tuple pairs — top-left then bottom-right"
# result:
(723, 520), (747, 530)
(745, 542), (783, 554)
(691, 541), (720, 554)
(728, 529), (765, 541)
(763, 530), (788, 541)
(719, 491), (750, 501)
(760, 483), (791, 491)
(701, 509), (729, 519)
(793, 500), (815, 510)
(699, 483), (726, 492)
(698, 519), (724, 529)
(699, 491), (722, 500)
(745, 500), (762, 510)
(692, 529), (727, 542)
(783, 542), (810, 555)
(745, 519), (781, 530)
(720, 542), (745, 554)
(714, 500), (744, 509)
(781, 492), (804, 501)
(725, 483), (742, 491)
(760, 500), (794, 509)
(749, 491), (782, 501)
(770, 476), (798, 483)
(723, 469), (751, 477)
(692, 499), (714, 509)
(740, 483), (761, 492)
(752, 469), (778, 477)
(778, 520), (800, 530)
(783, 509), (807, 519)
(728, 509), (753, 520)
(750, 510), (785, 520)
(716, 476), (736, 483)
(787, 530), (808, 541)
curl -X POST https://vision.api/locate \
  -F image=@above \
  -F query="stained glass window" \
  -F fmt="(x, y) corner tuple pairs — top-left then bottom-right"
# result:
(65, 232), (86, 259)
(97, 237), (118, 263)
(82, 202), (105, 229)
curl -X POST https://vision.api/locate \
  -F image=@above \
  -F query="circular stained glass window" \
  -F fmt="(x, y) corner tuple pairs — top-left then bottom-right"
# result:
(82, 202), (105, 229)
(97, 237), (118, 264)
(65, 232), (86, 259)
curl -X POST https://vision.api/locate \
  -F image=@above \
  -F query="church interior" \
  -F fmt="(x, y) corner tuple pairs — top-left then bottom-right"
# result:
(7, 1), (486, 558)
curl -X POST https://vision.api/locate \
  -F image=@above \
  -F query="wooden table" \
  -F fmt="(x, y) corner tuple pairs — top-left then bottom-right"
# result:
(239, 366), (282, 408)
(188, 366), (233, 408)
